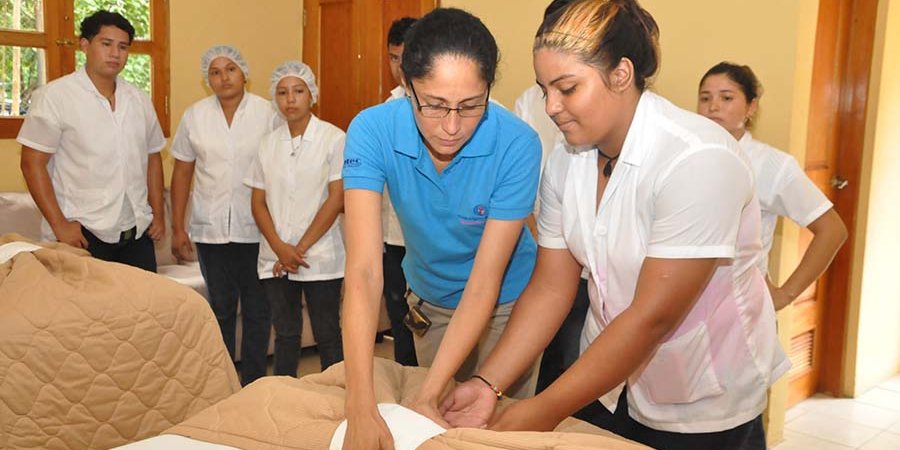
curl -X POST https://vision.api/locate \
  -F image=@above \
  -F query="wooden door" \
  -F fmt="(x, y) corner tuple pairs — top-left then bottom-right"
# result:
(303, 0), (437, 131)
(786, 0), (878, 406)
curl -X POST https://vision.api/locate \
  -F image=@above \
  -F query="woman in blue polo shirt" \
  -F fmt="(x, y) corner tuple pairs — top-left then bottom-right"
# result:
(340, 7), (541, 449)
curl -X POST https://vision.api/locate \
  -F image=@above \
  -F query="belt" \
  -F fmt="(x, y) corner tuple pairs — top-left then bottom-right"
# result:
(119, 227), (137, 242)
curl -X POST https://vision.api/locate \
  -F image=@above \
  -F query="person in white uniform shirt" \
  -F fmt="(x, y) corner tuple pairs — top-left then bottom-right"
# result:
(19, 10), (165, 272)
(512, 0), (589, 396)
(245, 61), (345, 377)
(441, 2), (789, 449)
(697, 62), (847, 311)
(382, 16), (419, 367)
(169, 45), (276, 385)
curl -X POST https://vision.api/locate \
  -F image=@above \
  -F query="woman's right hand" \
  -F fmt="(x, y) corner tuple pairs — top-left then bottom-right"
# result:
(273, 241), (304, 274)
(343, 409), (395, 450)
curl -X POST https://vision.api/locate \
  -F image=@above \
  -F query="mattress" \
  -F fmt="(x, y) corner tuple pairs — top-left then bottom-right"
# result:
(0, 236), (241, 449)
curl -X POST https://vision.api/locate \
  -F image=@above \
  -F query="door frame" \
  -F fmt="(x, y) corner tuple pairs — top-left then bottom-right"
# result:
(801, 0), (879, 401)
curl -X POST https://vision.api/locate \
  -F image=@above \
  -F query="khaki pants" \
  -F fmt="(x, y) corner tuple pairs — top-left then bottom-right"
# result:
(407, 291), (540, 399)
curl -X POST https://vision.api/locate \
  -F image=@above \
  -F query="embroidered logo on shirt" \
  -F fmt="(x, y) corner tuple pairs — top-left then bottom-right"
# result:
(343, 158), (361, 168)
(459, 205), (488, 226)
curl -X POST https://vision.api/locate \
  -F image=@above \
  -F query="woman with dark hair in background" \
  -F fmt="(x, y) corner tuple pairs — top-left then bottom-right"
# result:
(441, 1), (788, 449)
(697, 62), (847, 312)
(340, 7), (542, 450)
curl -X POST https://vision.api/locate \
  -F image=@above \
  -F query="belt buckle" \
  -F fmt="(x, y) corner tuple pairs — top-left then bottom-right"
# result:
(120, 227), (136, 242)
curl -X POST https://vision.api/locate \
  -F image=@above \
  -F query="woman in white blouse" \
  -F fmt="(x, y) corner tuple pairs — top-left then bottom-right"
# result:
(439, 1), (788, 449)
(697, 61), (847, 311)
(245, 61), (346, 377)
(170, 45), (275, 386)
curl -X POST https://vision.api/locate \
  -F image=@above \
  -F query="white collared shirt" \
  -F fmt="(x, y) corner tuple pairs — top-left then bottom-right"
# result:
(381, 85), (407, 246)
(17, 68), (166, 243)
(170, 92), (275, 244)
(739, 132), (832, 273)
(538, 92), (789, 433)
(514, 84), (561, 193)
(245, 115), (346, 281)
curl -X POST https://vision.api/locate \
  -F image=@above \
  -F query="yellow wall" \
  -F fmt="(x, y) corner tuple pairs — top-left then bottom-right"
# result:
(0, 0), (304, 191)
(850, 0), (900, 394)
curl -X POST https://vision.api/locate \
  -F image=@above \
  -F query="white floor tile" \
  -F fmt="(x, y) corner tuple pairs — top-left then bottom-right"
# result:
(857, 388), (900, 413)
(786, 410), (882, 447)
(859, 431), (900, 450)
(879, 375), (900, 394)
(888, 419), (900, 435)
(801, 396), (900, 429)
(773, 430), (854, 450)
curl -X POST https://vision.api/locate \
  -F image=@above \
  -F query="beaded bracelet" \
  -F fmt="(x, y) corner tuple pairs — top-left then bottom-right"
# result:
(471, 374), (504, 399)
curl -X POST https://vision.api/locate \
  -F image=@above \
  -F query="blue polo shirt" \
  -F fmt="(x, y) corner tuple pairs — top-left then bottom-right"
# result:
(343, 99), (540, 308)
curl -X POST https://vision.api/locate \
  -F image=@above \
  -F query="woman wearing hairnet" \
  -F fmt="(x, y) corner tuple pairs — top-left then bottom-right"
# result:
(170, 45), (275, 386)
(244, 61), (346, 377)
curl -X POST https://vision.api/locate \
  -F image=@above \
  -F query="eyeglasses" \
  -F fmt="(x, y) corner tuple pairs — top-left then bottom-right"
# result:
(408, 83), (489, 118)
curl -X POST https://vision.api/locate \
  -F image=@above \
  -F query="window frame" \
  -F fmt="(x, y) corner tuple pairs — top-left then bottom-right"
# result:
(0, 0), (170, 138)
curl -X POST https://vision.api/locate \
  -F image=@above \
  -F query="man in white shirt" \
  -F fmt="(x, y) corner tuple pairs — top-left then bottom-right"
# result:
(169, 45), (275, 385)
(18, 10), (166, 272)
(381, 16), (419, 367)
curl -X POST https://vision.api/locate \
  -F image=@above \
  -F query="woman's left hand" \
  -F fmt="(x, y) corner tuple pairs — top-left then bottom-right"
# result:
(489, 397), (560, 432)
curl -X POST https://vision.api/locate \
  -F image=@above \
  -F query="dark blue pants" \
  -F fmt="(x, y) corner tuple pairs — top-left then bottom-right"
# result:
(196, 242), (270, 386)
(83, 226), (157, 272)
(536, 277), (589, 393)
(575, 389), (766, 450)
(262, 277), (344, 376)
(383, 244), (417, 366)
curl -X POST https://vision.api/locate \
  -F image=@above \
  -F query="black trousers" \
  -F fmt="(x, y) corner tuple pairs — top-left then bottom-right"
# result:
(262, 277), (344, 377)
(383, 244), (417, 366)
(574, 389), (766, 450)
(196, 242), (271, 386)
(535, 278), (589, 393)
(82, 226), (157, 272)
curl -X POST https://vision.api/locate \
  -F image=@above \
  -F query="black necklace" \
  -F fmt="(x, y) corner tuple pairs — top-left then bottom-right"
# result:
(597, 148), (619, 178)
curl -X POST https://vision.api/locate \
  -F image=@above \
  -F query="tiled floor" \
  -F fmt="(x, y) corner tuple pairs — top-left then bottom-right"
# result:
(775, 375), (900, 450)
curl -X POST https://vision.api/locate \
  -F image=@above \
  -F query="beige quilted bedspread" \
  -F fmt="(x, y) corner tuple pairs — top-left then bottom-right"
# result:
(0, 235), (241, 449)
(168, 358), (649, 449)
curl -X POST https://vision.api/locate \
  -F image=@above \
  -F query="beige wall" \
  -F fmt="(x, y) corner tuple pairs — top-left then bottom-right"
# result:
(849, 0), (900, 395)
(0, 0), (304, 191)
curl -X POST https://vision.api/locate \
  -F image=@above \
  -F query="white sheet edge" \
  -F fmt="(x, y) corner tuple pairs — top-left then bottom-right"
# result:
(330, 403), (447, 450)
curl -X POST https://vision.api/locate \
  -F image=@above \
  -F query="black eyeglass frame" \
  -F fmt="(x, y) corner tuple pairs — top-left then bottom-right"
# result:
(407, 82), (491, 119)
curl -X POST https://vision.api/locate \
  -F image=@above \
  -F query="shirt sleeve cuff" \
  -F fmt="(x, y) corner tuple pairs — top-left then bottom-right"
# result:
(343, 176), (385, 193)
(538, 236), (568, 249)
(488, 206), (532, 221)
(796, 202), (833, 228)
(16, 137), (57, 154)
(243, 178), (265, 190)
(170, 150), (196, 162)
(646, 245), (735, 259)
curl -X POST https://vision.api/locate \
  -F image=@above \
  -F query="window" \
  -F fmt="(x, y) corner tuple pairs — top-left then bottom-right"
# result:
(0, 0), (169, 138)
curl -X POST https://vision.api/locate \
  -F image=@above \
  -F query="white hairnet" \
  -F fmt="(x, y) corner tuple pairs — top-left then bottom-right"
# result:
(201, 45), (249, 81)
(270, 60), (319, 106)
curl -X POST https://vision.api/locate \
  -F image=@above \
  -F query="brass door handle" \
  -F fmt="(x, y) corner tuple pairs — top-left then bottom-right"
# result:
(55, 38), (75, 47)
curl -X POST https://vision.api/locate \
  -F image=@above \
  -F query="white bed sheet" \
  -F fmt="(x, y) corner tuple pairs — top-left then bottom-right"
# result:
(112, 434), (241, 450)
